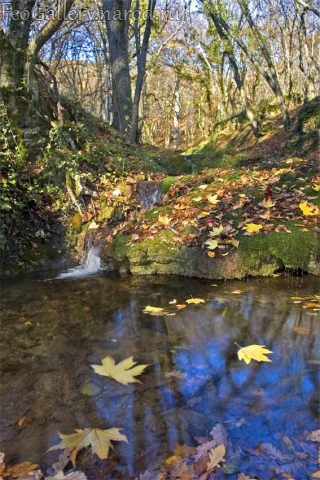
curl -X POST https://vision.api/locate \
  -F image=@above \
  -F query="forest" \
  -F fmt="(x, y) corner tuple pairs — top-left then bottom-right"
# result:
(0, 0), (319, 479)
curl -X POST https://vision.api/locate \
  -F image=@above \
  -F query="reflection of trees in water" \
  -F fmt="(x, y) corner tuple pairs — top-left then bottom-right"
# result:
(1, 276), (319, 471)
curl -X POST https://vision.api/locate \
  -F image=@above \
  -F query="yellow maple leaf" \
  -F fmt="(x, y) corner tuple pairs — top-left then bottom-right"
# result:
(299, 202), (319, 216)
(198, 211), (210, 218)
(91, 356), (149, 385)
(186, 298), (205, 304)
(205, 239), (218, 250)
(242, 223), (263, 233)
(260, 198), (275, 208)
(207, 194), (220, 205)
(48, 427), (128, 461)
(312, 184), (320, 192)
(192, 196), (202, 202)
(158, 214), (172, 225)
(209, 225), (224, 237)
(237, 344), (273, 364)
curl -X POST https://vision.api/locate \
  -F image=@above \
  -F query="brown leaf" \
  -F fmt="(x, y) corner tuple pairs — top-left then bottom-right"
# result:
(293, 326), (310, 335)
(3, 462), (39, 478)
(206, 445), (226, 472)
(17, 417), (33, 427)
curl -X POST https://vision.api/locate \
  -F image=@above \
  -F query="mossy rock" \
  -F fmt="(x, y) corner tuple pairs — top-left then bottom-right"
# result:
(105, 226), (319, 279)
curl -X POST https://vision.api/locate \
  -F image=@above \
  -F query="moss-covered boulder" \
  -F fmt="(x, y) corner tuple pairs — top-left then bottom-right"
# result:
(105, 227), (319, 279)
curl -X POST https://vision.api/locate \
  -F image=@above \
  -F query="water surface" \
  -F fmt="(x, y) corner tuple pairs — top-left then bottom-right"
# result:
(1, 272), (319, 479)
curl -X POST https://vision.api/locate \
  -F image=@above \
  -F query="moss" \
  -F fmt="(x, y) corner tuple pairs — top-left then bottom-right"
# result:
(239, 225), (318, 270)
(162, 176), (177, 193)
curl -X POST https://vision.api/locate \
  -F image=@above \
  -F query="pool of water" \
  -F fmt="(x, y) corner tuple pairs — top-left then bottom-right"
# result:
(1, 271), (319, 479)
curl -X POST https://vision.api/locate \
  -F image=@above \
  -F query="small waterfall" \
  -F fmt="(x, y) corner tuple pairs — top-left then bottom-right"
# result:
(58, 246), (101, 279)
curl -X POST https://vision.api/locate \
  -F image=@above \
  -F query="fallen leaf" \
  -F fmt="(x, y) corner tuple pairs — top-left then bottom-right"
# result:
(207, 251), (215, 258)
(3, 462), (39, 478)
(210, 423), (228, 447)
(17, 417), (33, 427)
(231, 239), (240, 248)
(205, 239), (218, 250)
(232, 290), (243, 294)
(206, 445), (226, 472)
(260, 198), (275, 208)
(308, 430), (320, 442)
(299, 202), (318, 216)
(143, 305), (164, 314)
(165, 370), (187, 380)
(311, 472), (320, 478)
(48, 428), (128, 461)
(176, 304), (187, 310)
(186, 298), (205, 304)
(209, 226), (224, 237)
(293, 326), (310, 335)
(242, 223), (263, 233)
(207, 194), (219, 205)
(158, 214), (172, 226)
(47, 470), (87, 479)
(238, 474), (256, 480)
(91, 356), (149, 385)
(237, 344), (273, 364)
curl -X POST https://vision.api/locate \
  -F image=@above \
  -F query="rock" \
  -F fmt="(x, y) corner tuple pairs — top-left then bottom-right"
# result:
(105, 227), (319, 279)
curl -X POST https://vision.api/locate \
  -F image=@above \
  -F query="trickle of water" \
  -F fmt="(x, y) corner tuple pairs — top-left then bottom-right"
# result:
(58, 246), (101, 279)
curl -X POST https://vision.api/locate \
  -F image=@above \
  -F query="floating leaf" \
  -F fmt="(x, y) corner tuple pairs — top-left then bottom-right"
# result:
(186, 298), (205, 304)
(237, 344), (273, 364)
(48, 428), (128, 461)
(91, 356), (149, 385)
(242, 223), (263, 233)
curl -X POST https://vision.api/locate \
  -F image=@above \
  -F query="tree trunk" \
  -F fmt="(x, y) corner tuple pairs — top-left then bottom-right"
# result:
(129, 0), (156, 142)
(103, 0), (132, 134)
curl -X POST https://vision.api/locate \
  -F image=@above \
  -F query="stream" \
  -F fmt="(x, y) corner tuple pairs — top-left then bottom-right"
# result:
(0, 270), (319, 479)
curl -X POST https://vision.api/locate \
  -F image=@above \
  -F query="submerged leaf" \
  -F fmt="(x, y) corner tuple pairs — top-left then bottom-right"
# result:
(206, 445), (226, 472)
(237, 344), (273, 364)
(3, 462), (39, 478)
(91, 356), (149, 385)
(48, 428), (128, 461)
